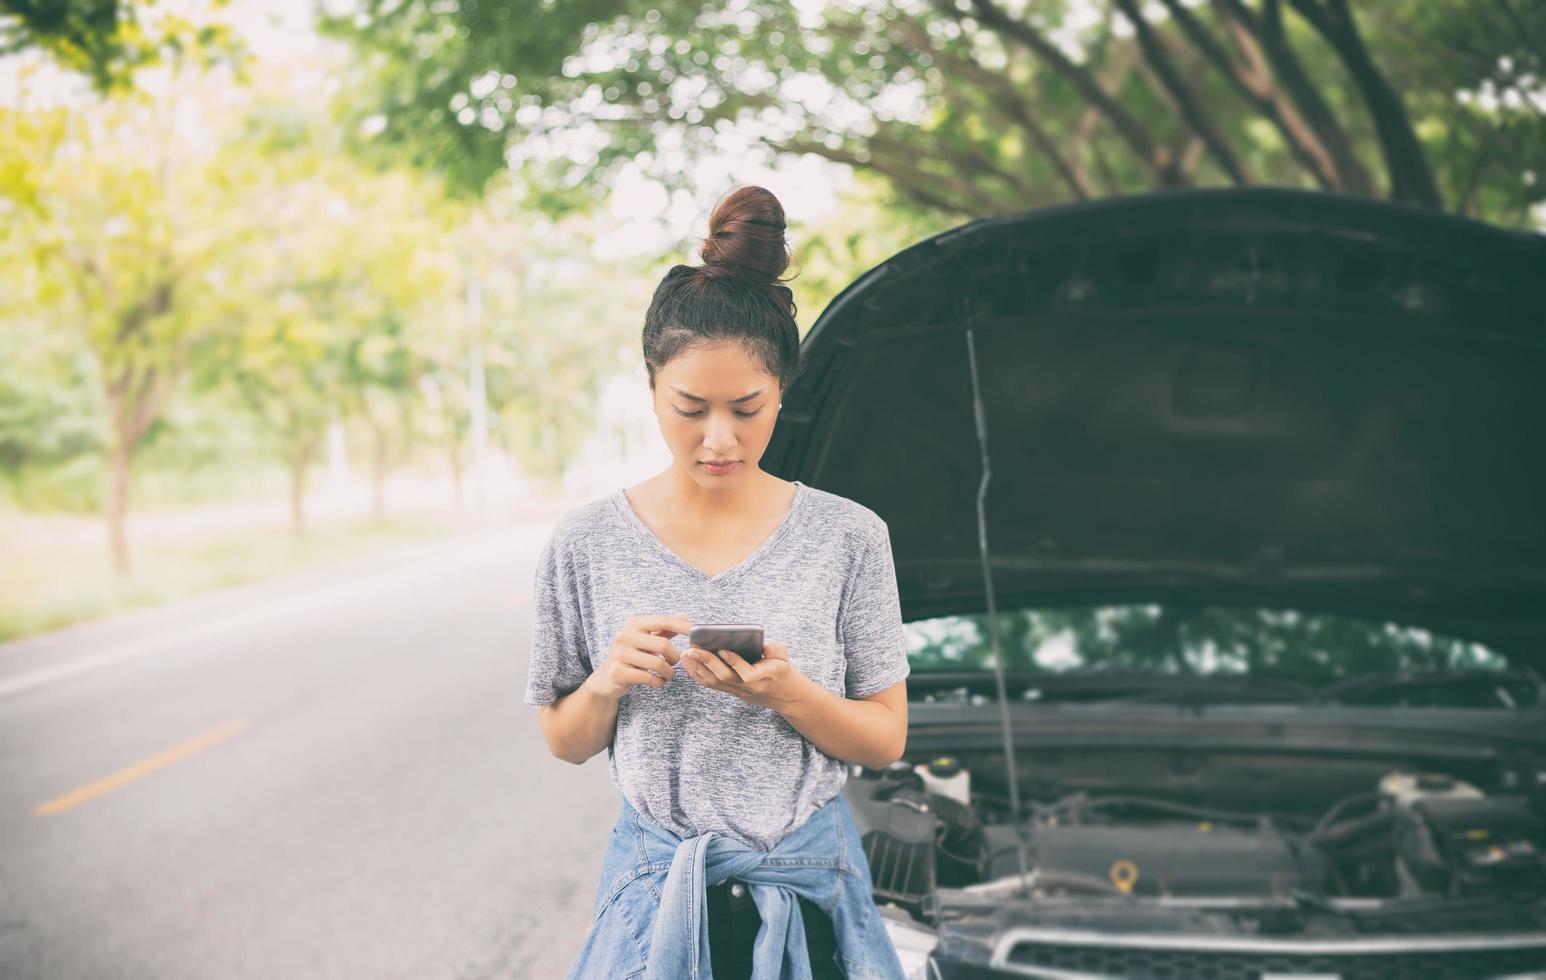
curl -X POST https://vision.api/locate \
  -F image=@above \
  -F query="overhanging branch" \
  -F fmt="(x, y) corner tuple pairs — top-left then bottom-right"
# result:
(1157, 0), (1336, 189)
(1228, 0), (1373, 195)
(1114, 0), (1250, 183)
(892, 17), (1094, 199)
(960, 0), (1188, 187)
(1285, 0), (1441, 207)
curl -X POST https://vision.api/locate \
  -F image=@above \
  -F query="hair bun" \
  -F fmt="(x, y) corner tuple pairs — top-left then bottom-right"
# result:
(697, 185), (792, 288)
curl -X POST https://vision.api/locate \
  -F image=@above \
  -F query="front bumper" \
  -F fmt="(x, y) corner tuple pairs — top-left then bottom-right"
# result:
(926, 925), (1546, 979)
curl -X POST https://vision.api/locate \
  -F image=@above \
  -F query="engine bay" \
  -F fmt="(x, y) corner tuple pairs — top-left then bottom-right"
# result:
(843, 751), (1546, 931)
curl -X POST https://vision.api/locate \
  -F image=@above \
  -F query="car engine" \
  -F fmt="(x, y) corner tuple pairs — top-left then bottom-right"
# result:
(843, 756), (1546, 916)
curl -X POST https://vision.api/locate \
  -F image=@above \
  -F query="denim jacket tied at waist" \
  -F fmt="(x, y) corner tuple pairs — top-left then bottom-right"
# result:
(566, 789), (908, 980)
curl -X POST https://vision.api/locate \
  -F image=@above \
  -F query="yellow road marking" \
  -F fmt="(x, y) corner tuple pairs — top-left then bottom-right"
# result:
(34, 720), (250, 816)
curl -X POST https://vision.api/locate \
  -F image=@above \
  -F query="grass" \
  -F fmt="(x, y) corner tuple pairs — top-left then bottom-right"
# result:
(0, 509), (460, 643)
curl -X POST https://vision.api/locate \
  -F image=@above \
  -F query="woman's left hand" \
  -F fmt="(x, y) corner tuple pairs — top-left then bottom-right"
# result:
(681, 639), (811, 713)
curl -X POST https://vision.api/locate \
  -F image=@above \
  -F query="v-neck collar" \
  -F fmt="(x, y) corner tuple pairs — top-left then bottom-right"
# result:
(613, 480), (808, 587)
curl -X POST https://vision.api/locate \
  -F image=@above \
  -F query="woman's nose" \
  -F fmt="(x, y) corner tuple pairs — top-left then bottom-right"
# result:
(703, 414), (737, 451)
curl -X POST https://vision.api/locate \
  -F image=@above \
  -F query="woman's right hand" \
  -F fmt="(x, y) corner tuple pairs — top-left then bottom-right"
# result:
(585, 613), (693, 702)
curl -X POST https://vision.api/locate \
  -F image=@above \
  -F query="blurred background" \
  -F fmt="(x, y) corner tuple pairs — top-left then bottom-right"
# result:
(1, 0), (1541, 977)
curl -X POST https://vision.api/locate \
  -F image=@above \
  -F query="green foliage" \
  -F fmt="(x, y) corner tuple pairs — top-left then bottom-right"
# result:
(0, 0), (246, 92)
(0, 321), (102, 470)
(483, 208), (648, 481)
(0, 51), (651, 530)
(201, 101), (461, 503)
(328, 0), (1546, 228)
(318, 0), (640, 198)
(789, 173), (961, 334)
(1, 454), (104, 512)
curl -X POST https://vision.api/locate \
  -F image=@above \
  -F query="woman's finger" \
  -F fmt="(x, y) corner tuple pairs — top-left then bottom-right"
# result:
(695, 648), (740, 684)
(716, 651), (754, 683)
(617, 665), (667, 689)
(683, 652), (718, 688)
(631, 613), (693, 638)
(627, 630), (680, 665)
(621, 648), (675, 679)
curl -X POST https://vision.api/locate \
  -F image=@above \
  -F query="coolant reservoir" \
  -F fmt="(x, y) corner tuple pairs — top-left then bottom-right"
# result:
(915, 755), (971, 808)
(1380, 771), (1483, 809)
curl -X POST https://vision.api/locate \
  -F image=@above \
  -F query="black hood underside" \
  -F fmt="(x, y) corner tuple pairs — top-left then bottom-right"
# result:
(766, 189), (1546, 657)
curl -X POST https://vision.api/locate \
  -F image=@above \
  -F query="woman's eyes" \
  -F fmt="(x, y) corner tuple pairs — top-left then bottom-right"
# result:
(674, 407), (760, 419)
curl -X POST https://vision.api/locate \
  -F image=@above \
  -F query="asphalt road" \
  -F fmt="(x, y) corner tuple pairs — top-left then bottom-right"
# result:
(0, 518), (614, 980)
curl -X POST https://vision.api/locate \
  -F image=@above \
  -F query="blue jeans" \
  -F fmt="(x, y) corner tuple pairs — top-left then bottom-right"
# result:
(566, 790), (907, 979)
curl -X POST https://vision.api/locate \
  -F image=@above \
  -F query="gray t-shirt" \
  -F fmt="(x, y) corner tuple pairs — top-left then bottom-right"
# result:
(523, 479), (910, 850)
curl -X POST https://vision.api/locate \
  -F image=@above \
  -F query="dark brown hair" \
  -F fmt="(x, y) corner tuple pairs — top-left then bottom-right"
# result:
(642, 185), (804, 392)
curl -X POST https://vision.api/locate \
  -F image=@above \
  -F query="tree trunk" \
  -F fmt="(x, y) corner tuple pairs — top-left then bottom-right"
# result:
(288, 455), (309, 538)
(370, 425), (389, 523)
(448, 454), (464, 513)
(107, 439), (132, 575)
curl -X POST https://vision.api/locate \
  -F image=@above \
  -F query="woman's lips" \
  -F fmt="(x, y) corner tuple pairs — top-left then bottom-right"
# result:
(700, 460), (739, 474)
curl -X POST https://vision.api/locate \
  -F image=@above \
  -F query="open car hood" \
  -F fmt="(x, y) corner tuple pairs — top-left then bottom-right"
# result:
(765, 189), (1546, 658)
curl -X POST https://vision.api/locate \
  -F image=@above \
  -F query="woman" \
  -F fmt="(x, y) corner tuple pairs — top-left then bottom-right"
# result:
(524, 185), (911, 979)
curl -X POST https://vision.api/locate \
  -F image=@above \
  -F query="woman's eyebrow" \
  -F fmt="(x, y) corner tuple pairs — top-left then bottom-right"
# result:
(670, 386), (764, 404)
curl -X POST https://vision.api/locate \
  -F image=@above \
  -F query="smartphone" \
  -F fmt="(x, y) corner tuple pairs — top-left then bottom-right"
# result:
(689, 624), (764, 665)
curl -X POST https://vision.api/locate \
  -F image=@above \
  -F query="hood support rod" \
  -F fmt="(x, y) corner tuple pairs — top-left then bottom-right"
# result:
(965, 327), (1033, 896)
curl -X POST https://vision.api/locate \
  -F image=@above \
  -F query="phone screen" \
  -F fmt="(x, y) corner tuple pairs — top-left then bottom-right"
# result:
(689, 625), (764, 665)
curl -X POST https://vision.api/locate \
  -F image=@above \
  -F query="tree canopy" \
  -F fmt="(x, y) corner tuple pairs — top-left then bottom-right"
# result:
(325, 0), (1546, 226)
(0, 0), (242, 91)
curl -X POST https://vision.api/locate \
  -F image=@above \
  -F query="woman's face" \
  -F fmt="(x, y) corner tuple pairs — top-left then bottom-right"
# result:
(651, 340), (781, 490)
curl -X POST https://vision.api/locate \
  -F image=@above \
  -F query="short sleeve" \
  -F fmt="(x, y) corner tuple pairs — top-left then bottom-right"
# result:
(523, 534), (593, 706)
(838, 520), (911, 699)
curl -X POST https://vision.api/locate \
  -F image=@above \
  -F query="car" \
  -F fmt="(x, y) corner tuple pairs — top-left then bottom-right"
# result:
(763, 187), (1546, 980)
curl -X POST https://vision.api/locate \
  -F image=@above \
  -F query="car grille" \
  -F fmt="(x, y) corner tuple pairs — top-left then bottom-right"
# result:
(999, 934), (1546, 979)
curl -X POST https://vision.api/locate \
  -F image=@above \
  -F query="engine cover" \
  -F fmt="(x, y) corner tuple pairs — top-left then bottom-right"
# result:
(985, 820), (1315, 898)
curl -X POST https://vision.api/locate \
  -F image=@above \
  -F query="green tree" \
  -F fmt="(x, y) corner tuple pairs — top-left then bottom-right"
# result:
(0, 0), (243, 92)
(0, 75), (263, 571)
(329, 171), (455, 522)
(0, 315), (102, 479)
(205, 257), (341, 538)
(417, 202), (493, 513)
(189, 85), (462, 533)
(326, 0), (1545, 227)
(230, 164), (456, 529)
(486, 208), (657, 487)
